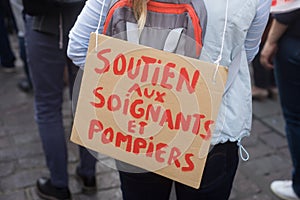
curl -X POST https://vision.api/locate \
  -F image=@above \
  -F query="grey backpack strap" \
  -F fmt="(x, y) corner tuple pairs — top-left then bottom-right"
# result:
(126, 22), (184, 52)
(224, 51), (242, 93)
(163, 28), (184, 53)
(126, 22), (139, 44)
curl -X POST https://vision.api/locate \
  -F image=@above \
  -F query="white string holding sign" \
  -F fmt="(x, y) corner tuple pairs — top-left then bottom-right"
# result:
(212, 0), (229, 83)
(95, 0), (107, 51)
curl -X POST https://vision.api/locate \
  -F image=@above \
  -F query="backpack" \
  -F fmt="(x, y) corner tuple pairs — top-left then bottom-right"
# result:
(102, 0), (207, 59)
(101, 0), (242, 93)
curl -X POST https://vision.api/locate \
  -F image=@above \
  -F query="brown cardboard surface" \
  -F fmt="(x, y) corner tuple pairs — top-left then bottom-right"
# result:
(71, 33), (227, 189)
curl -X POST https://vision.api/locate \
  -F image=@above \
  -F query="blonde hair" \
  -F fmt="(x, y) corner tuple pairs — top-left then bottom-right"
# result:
(132, 0), (148, 30)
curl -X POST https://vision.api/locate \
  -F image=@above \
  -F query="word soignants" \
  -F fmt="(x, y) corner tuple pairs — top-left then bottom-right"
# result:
(87, 48), (214, 172)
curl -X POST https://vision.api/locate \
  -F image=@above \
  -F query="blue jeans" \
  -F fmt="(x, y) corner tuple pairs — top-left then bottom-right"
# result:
(25, 16), (96, 188)
(275, 36), (300, 197)
(119, 142), (239, 200)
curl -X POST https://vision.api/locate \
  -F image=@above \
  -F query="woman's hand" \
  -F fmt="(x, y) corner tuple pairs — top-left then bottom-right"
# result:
(260, 19), (288, 69)
(260, 41), (278, 69)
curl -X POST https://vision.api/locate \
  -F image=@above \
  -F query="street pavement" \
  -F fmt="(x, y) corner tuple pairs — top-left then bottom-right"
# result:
(0, 34), (292, 200)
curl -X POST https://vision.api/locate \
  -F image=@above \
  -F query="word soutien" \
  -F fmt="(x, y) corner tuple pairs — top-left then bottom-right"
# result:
(71, 34), (228, 188)
(87, 47), (214, 172)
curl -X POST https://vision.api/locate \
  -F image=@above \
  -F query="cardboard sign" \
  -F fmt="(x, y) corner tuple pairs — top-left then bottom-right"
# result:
(71, 33), (227, 189)
(271, 0), (300, 13)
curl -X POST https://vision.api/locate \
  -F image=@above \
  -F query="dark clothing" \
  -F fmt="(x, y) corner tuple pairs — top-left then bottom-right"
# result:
(32, 2), (85, 36)
(0, 2), (15, 68)
(25, 0), (96, 188)
(273, 9), (300, 197)
(119, 142), (239, 200)
(273, 8), (300, 38)
(275, 35), (300, 197)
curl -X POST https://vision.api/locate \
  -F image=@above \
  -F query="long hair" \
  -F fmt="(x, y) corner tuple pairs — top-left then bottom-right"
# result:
(131, 0), (148, 30)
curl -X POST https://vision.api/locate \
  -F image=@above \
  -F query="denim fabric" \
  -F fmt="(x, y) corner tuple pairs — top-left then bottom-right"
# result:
(274, 36), (300, 197)
(119, 142), (238, 200)
(25, 16), (96, 188)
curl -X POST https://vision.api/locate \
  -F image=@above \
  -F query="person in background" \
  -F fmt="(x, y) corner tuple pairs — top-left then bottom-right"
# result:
(23, 0), (97, 199)
(67, 0), (271, 199)
(251, 15), (277, 101)
(9, 0), (33, 92)
(260, 8), (300, 200)
(0, 0), (16, 73)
